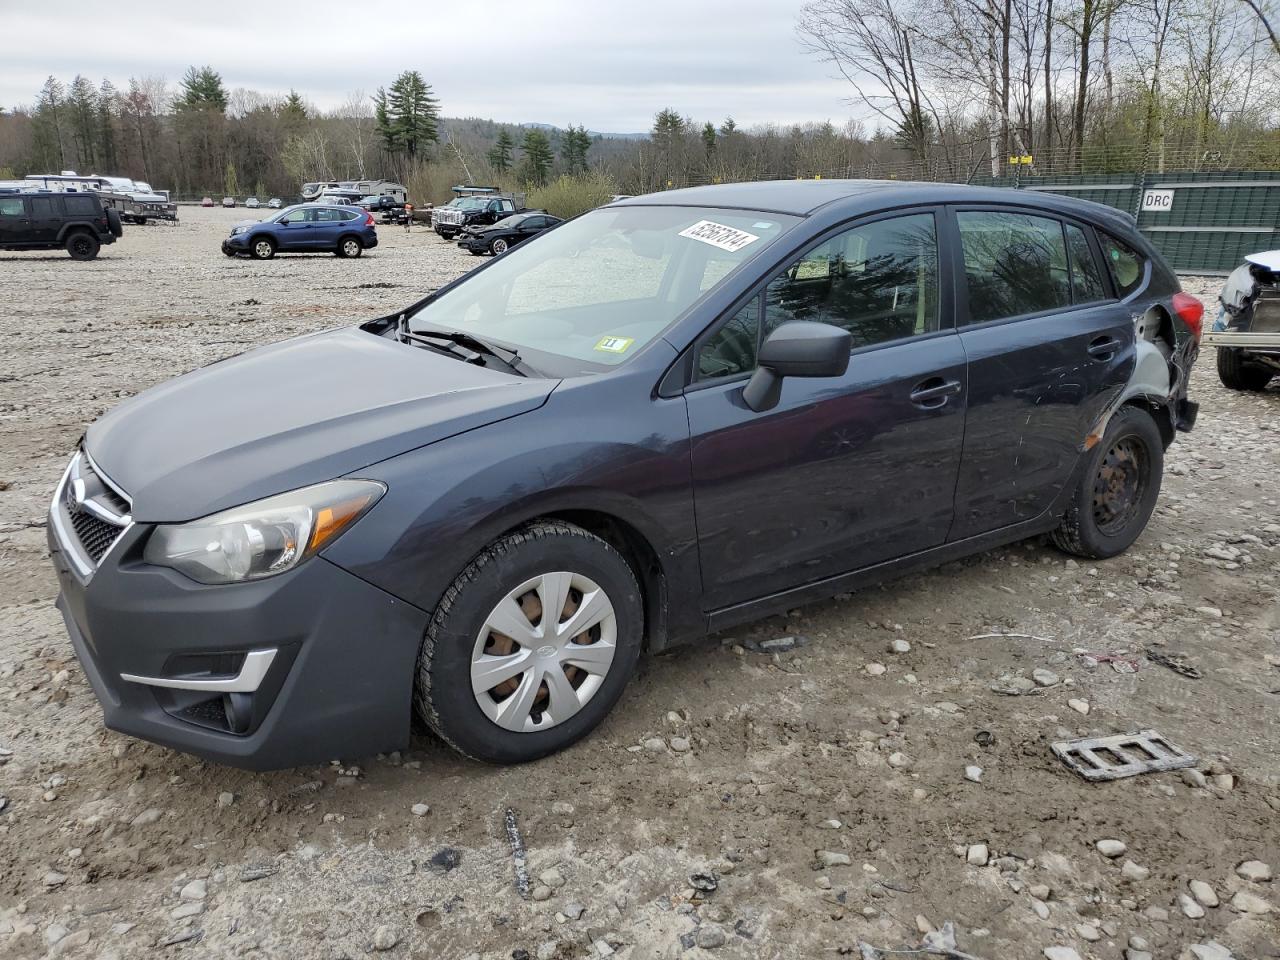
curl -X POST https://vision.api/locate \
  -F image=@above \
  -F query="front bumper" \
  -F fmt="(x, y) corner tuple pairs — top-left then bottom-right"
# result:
(48, 517), (429, 771)
(457, 236), (487, 252)
(221, 234), (249, 253)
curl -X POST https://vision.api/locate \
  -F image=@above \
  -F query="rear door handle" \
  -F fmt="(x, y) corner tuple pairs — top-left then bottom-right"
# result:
(1088, 336), (1121, 359)
(909, 377), (963, 409)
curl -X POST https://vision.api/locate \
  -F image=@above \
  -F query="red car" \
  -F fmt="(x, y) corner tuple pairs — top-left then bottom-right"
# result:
(200, 197), (214, 207)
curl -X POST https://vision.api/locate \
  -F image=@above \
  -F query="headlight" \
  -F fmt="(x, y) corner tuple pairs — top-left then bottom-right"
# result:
(144, 480), (384, 584)
(231, 226), (247, 235)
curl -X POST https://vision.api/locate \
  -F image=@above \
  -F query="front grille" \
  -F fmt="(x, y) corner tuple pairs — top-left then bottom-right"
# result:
(79, 457), (130, 515)
(70, 509), (122, 563)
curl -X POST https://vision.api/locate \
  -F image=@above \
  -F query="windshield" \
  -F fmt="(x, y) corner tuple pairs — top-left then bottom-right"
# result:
(455, 197), (489, 210)
(408, 205), (799, 372)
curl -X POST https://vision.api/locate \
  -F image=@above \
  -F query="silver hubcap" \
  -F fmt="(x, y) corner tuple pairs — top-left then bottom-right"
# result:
(344, 241), (359, 255)
(255, 241), (271, 257)
(471, 571), (617, 733)
(494, 240), (507, 253)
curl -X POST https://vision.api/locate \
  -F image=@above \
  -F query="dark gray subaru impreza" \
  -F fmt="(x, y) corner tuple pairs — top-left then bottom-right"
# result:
(49, 180), (1202, 769)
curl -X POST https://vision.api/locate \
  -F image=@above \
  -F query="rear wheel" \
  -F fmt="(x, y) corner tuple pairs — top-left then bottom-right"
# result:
(65, 231), (100, 261)
(415, 521), (643, 763)
(1216, 347), (1274, 391)
(1051, 406), (1163, 559)
(336, 236), (363, 258)
(250, 237), (275, 260)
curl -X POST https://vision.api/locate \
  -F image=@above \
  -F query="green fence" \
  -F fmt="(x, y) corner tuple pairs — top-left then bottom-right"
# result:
(972, 171), (1280, 274)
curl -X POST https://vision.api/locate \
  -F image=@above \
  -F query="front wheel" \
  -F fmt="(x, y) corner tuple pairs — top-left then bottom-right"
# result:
(336, 236), (363, 258)
(1217, 347), (1274, 391)
(250, 237), (275, 260)
(1051, 405), (1163, 559)
(490, 237), (509, 255)
(415, 521), (643, 763)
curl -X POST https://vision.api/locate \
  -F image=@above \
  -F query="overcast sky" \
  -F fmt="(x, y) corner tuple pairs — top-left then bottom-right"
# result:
(1, 0), (866, 133)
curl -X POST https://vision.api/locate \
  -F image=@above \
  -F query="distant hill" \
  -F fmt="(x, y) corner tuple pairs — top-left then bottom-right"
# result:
(521, 122), (650, 141)
(441, 116), (649, 142)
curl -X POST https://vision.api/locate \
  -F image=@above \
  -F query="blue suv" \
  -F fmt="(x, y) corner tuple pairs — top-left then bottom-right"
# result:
(221, 204), (378, 260)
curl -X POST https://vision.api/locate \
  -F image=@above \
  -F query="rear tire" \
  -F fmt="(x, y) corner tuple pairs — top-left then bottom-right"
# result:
(1051, 405), (1163, 559)
(65, 231), (100, 261)
(1216, 347), (1273, 391)
(336, 236), (363, 258)
(250, 237), (275, 260)
(414, 521), (643, 763)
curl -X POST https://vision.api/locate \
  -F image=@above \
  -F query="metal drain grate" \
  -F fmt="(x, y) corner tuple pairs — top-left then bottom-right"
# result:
(1052, 730), (1197, 781)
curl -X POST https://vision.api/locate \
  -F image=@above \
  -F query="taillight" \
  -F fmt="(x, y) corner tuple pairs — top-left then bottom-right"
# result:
(364, 212), (375, 226)
(1171, 292), (1204, 342)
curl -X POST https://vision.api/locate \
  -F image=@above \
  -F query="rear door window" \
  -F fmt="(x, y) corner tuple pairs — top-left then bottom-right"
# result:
(1065, 223), (1107, 303)
(29, 197), (55, 219)
(958, 210), (1071, 323)
(1099, 233), (1146, 297)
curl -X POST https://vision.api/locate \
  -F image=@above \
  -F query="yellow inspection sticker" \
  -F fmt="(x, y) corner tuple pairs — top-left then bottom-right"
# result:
(594, 336), (635, 353)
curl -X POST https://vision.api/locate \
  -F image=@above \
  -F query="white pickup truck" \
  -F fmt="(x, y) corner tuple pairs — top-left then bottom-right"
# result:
(1206, 250), (1280, 391)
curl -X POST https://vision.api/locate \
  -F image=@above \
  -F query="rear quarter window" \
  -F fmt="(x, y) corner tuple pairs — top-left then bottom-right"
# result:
(63, 195), (99, 216)
(1099, 233), (1146, 297)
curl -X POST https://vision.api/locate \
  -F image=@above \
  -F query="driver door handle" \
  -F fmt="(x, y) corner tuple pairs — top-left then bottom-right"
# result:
(909, 377), (963, 409)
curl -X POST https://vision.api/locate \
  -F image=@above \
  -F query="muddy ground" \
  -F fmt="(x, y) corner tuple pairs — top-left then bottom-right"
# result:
(0, 207), (1277, 960)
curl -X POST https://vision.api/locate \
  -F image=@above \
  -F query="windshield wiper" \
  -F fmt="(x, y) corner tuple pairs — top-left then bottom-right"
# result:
(395, 316), (532, 376)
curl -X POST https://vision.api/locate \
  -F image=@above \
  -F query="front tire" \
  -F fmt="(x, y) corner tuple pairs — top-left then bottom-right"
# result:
(336, 236), (363, 258)
(1217, 347), (1274, 391)
(65, 232), (100, 261)
(415, 521), (643, 763)
(490, 237), (509, 255)
(1051, 405), (1163, 559)
(250, 237), (275, 260)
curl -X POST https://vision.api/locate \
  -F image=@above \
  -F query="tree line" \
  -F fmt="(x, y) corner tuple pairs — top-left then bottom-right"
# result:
(1, 2), (1276, 211)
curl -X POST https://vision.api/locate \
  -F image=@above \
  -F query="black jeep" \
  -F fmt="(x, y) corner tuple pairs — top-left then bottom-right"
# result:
(0, 191), (122, 260)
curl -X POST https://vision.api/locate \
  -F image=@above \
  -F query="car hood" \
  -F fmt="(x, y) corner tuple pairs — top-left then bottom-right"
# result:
(232, 218), (261, 230)
(85, 327), (557, 522)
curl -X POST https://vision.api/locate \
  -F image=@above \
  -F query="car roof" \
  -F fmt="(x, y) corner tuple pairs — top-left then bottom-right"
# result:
(612, 179), (1135, 230)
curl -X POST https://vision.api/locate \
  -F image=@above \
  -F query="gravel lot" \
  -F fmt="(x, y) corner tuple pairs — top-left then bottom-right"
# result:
(1, 207), (1278, 960)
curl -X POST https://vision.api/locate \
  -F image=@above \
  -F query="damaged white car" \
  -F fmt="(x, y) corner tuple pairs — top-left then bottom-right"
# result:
(1206, 250), (1280, 391)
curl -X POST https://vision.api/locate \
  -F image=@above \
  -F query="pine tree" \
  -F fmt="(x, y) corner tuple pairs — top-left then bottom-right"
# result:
(375, 71), (440, 160)
(280, 90), (308, 128)
(487, 129), (514, 172)
(519, 129), (554, 186)
(224, 160), (239, 197)
(32, 76), (67, 170)
(719, 117), (737, 136)
(176, 66), (228, 112)
(97, 80), (118, 172)
(67, 75), (99, 170)
(560, 125), (591, 174)
(701, 121), (717, 157)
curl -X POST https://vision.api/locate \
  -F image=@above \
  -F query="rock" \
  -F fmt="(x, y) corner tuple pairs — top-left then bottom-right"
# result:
(1075, 923), (1101, 941)
(179, 879), (207, 901)
(216, 792), (234, 808)
(1095, 838), (1127, 858)
(1230, 889), (1272, 914)
(1143, 905), (1169, 921)
(1212, 774), (1235, 790)
(540, 867), (566, 889)
(818, 818), (842, 830)
(1032, 668), (1060, 687)
(411, 803), (430, 817)
(1182, 768), (1208, 788)
(890, 638), (911, 654)
(562, 902), (586, 920)
(992, 675), (1037, 695)
(537, 943), (558, 960)
(130, 808), (163, 826)
(966, 843), (989, 866)
(1125, 952), (1153, 960)
(170, 902), (203, 920)
(1189, 879), (1219, 907)
(1179, 893), (1205, 918)
(758, 635), (806, 653)
(818, 851), (851, 867)
(532, 886), (552, 901)
(1121, 860), (1150, 881)
(1194, 605), (1222, 617)
(551, 801), (574, 816)
(864, 662), (886, 676)
(1029, 884), (1051, 900)
(593, 939), (615, 958)
(1067, 698), (1090, 715)
(695, 924), (726, 949)
(52, 929), (91, 953)
(1236, 859), (1272, 882)
(669, 737), (691, 752)
(1031, 898), (1050, 920)
(1043, 947), (1082, 960)
(372, 925), (399, 951)
(1188, 943), (1234, 960)
(642, 738), (665, 753)
(1128, 935), (1150, 950)
(887, 752), (911, 769)
(964, 765), (983, 783)
(45, 923), (70, 946)
(44, 870), (67, 887)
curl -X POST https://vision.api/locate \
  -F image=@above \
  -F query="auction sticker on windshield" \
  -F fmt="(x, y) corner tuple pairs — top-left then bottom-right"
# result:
(679, 220), (760, 253)
(595, 336), (635, 353)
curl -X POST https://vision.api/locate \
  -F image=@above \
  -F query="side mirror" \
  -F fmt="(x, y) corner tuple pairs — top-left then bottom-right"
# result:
(742, 321), (852, 412)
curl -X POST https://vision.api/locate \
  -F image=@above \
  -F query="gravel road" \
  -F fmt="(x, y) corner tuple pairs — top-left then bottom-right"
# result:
(1, 207), (1277, 960)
